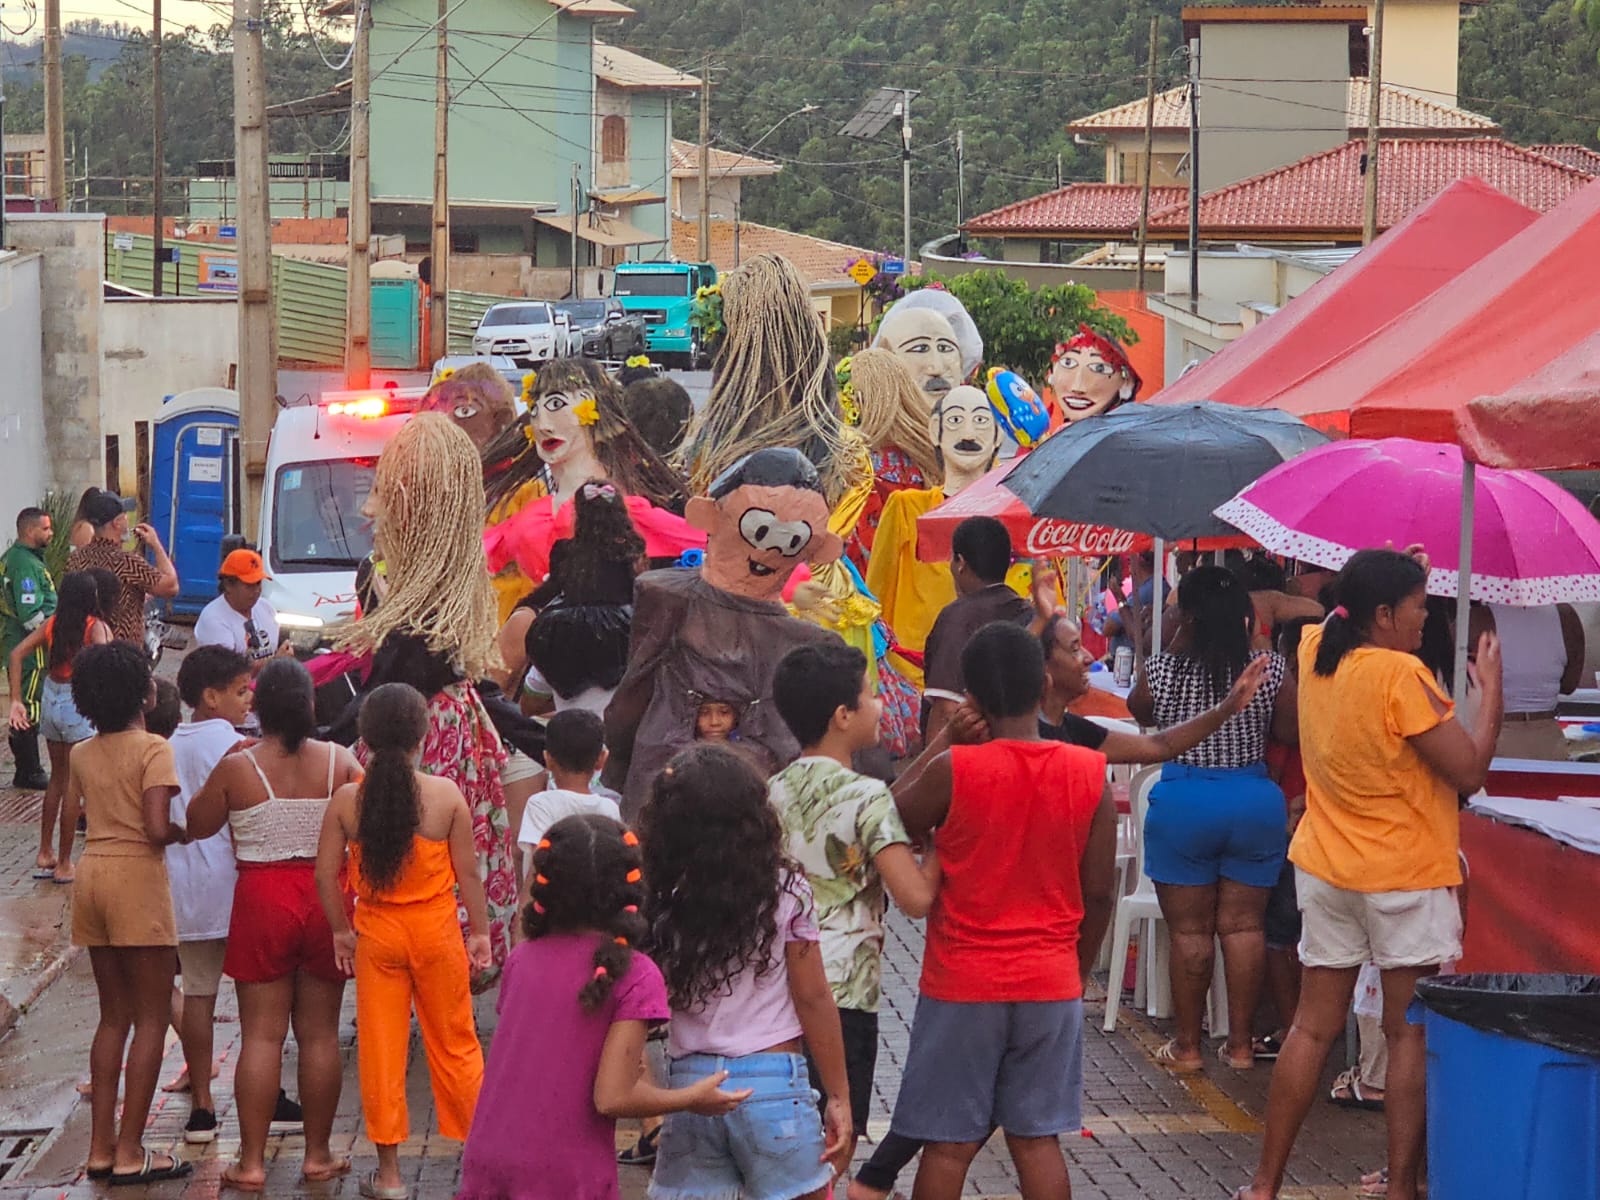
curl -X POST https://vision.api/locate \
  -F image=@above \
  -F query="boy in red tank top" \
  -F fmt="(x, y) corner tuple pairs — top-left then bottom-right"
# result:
(888, 621), (1117, 1200)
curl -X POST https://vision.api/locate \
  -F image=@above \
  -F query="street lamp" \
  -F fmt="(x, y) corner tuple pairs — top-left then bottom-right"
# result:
(708, 103), (817, 267)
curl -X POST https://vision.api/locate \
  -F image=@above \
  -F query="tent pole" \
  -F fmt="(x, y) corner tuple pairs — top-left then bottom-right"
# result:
(1151, 537), (1166, 657)
(1452, 461), (1475, 708)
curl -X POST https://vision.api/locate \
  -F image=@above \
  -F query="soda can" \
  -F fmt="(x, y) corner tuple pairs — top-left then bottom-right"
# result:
(1114, 646), (1134, 688)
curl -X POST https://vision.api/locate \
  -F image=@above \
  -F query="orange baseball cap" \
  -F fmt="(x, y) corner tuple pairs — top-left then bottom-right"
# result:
(220, 548), (271, 584)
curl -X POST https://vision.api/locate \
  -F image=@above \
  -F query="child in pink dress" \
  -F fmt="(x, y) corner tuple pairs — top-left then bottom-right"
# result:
(456, 814), (748, 1200)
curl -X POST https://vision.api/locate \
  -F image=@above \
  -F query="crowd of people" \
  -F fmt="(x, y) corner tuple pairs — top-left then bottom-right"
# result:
(0, 254), (1591, 1200)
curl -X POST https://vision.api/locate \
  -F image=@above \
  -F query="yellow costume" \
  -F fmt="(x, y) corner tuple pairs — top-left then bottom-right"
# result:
(789, 448), (881, 690)
(863, 487), (950, 688)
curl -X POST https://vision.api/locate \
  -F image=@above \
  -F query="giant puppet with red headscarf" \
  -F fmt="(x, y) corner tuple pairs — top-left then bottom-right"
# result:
(1045, 323), (1144, 425)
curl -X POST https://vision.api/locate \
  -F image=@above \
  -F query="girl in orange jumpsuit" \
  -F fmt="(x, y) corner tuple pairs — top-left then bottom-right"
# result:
(316, 682), (494, 1200)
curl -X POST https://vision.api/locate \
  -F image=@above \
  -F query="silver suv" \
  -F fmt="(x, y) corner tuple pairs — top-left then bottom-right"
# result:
(471, 302), (560, 367)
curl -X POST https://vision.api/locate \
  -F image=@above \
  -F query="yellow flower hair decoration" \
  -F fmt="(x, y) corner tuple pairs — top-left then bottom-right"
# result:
(624, 355), (654, 369)
(573, 397), (600, 426)
(835, 356), (861, 426)
(436, 366), (456, 382)
(520, 373), (536, 405)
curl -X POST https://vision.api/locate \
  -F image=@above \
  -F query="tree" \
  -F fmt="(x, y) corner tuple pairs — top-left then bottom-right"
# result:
(898, 270), (1136, 380)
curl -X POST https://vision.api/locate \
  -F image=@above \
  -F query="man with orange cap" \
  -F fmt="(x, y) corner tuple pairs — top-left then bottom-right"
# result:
(193, 548), (294, 674)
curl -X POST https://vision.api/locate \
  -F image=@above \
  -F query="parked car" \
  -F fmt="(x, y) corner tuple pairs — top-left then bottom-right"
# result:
(553, 298), (648, 361)
(471, 301), (561, 367)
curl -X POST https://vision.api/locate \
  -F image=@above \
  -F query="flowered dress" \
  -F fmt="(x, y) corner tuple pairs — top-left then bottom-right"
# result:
(359, 679), (515, 975)
(846, 445), (928, 574)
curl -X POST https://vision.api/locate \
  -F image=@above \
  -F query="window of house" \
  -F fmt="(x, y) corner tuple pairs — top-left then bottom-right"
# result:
(1118, 152), (1146, 186)
(601, 115), (628, 165)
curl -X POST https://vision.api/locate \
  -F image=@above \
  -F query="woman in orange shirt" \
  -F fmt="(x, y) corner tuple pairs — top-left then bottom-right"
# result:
(1236, 549), (1503, 1200)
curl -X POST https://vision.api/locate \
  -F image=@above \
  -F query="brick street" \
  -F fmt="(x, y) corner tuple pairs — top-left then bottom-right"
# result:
(0, 786), (1387, 1199)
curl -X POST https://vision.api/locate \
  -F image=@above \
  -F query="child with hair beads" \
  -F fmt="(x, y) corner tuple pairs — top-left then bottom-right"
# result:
(641, 743), (853, 1200)
(457, 813), (750, 1199)
(316, 683), (493, 1200)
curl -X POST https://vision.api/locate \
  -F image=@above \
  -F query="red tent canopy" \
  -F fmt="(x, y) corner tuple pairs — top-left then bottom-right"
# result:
(1150, 178), (1537, 414)
(1175, 177), (1600, 444)
(1455, 330), (1600, 471)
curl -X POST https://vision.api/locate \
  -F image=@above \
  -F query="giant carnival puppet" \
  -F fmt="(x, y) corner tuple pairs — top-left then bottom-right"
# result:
(1045, 323), (1144, 425)
(837, 348), (943, 570)
(336, 413), (519, 971)
(602, 447), (845, 818)
(862, 289), (1005, 686)
(480, 358), (699, 621)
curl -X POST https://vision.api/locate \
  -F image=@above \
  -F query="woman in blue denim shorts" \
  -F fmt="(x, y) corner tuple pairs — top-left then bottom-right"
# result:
(1129, 566), (1297, 1074)
(639, 744), (852, 1200)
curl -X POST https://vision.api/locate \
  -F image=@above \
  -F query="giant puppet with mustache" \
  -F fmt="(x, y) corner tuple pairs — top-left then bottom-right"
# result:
(862, 382), (1003, 688)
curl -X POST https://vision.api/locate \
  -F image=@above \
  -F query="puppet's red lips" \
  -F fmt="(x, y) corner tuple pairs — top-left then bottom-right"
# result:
(747, 560), (776, 577)
(1062, 394), (1097, 410)
(540, 437), (565, 454)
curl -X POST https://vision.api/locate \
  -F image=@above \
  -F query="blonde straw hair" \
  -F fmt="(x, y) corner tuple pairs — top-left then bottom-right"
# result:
(677, 253), (863, 506)
(846, 348), (943, 486)
(339, 413), (500, 679)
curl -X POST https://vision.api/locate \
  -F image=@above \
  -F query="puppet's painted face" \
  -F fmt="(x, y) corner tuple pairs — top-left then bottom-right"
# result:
(881, 307), (964, 400)
(932, 385), (1001, 488)
(432, 389), (499, 452)
(533, 388), (597, 470)
(1048, 344), (1128, 423)
(687, 483), (842, 601)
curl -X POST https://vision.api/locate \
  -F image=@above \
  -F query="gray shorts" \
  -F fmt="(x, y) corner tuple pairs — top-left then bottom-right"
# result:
(889, 995), (1084, 1143)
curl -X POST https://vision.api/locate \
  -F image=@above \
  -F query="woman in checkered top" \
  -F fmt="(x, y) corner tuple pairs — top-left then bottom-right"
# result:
(1128, 566), (1298, 1074)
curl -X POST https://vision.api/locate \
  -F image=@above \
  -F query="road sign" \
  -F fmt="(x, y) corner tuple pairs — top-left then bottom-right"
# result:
(846, 258), (878, 287)
(881, 257), (907, 276)
(113, 233), (135, 252)
(218, 225), (237, 240)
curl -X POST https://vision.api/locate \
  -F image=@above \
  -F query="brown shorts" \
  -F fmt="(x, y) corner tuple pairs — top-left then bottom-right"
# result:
(72, 854), (179, 948)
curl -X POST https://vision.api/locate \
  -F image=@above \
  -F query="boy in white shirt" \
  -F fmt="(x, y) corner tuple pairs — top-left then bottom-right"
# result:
(166, 645), (254, 1144)
(514, 709), (621, 922)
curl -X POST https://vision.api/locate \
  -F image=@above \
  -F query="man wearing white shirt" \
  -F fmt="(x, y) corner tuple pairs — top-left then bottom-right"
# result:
(193, 549), (291, 674)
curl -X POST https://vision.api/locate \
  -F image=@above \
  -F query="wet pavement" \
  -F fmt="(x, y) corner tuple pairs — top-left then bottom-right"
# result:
(0, 721), (1386, 1200)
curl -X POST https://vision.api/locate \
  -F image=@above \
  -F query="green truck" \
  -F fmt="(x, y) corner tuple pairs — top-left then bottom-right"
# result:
(612, 261), (717, 367)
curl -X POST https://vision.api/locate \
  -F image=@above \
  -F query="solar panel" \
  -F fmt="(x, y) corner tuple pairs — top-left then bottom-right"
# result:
(840, 87), (918, 139)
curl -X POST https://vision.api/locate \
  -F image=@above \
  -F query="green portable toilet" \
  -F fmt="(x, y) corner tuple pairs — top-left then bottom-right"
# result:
(371, 277), (421, 368)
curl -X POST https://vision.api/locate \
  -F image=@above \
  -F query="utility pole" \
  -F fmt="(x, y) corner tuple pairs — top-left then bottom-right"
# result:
(697, 55), (710, 262)
(570, 163), (580, 299)
(955, 128), (965, 245)
(1055, 153), (1062, 191)
(152, 0), (165, 295)
(1134, 15), (1159, 293)
(427, 0), (449, 364)
(43, 0), (65, 212)
(1187, 36), (1200, 309)
(235, 0), (276, 528)
(345, 0), (371, 387)
(1362, 0), (1386, 245)
(899, 89), (912, 265)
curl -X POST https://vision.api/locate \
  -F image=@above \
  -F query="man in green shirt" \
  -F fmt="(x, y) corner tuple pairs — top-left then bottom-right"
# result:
(2, 507), (56, 789)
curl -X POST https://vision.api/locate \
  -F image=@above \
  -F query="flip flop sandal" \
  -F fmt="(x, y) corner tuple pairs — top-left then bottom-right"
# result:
(86, 1164), (113, 1181)
(221, 1165), (266, 1193)
(617, 1124), (661, 1165)
(108, 1150), (193, 1187)
(359, 1169), (411, 1200)
(31, 866), (56, 879)
(1357, 1168), (1389, 1197)
(1253, 1034), (1285, 1060)
(1153, 1039), (1205, 1075)
(303, 1157), (353, 1182)
(1217, 1043), (1255, 1069)
(1329, 1069), (1385, 1112)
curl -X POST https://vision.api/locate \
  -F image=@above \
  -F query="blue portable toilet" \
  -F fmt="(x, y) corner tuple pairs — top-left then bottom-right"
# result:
(148, 388), (241, 617)
(371, 276), (422, 369)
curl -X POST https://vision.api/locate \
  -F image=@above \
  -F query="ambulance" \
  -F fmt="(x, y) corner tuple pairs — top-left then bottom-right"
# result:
(257, 387), (426, 648)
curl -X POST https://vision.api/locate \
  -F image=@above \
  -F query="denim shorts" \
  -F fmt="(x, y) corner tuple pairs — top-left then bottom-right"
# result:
(650, 1051), (833, 1200)
(40, 675), (93, 744)
(1144, 761), (1287, 889)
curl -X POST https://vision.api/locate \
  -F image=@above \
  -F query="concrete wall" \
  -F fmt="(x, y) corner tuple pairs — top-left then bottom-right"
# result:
(1197, 21), (1348, 190)
(99, 297), (237, 495)
(7, 214), (104, 495)
(0, 252), (48, 521)
(1380, 0), (1460, 107)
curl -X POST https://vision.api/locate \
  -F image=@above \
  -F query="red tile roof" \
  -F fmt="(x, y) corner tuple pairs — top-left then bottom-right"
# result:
(962, 183), (1188, 237)
(1531, 144), (1600, 176)
(1144, 138), (1593, 238)
(672, 218), (883, 287)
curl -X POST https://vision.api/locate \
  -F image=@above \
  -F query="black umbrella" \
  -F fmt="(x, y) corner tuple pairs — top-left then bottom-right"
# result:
(1001, 402), (1330, 541)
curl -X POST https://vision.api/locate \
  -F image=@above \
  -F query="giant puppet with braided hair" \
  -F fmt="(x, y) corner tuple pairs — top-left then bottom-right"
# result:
(480, 358), (700, 619)
(338, 413), (520, 971)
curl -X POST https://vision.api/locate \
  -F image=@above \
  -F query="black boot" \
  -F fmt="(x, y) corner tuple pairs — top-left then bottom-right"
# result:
(9, 727), (49, 791)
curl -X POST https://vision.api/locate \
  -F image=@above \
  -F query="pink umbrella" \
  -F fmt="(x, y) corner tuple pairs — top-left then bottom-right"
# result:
(1215, 438), (1600, 605)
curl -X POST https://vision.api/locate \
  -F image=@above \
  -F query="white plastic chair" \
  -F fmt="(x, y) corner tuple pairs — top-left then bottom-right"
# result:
(1102, 766), (1229, 1035)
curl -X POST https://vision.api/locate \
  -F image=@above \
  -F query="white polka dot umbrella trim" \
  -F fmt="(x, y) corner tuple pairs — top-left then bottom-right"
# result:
(1215, 496), (1600, 606)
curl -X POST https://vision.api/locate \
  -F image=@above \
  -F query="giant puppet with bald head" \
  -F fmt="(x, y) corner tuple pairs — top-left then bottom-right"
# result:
(602, 447), (845, 817)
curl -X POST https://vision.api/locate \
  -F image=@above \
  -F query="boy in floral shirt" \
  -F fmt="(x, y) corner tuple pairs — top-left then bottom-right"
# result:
(770, 641), (941, 1154)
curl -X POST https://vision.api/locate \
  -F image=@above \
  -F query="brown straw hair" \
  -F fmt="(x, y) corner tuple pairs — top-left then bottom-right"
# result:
(339, 413), (500, 678)
(676, 254), (864, 507)
(846, 347), (943, 486)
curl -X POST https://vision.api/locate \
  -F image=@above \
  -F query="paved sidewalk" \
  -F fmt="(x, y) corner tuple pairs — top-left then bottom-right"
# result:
(0, 766), (1387, 1199)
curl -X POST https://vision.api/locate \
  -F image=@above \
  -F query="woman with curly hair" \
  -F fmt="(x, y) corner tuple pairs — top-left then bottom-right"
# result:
(640, 743), (853, 1200)
(482, 358), (698, 618)
(523, 480), (646, 715)
(316, 683), (492, 1200)
(459, 813), (747, 1199)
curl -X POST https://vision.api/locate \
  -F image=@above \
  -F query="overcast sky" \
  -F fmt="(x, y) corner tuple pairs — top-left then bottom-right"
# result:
(8, 0), (313, 39)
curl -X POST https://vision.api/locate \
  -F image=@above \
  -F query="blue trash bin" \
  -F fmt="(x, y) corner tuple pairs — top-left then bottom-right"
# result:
(1419, 974), (1600, 1200)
